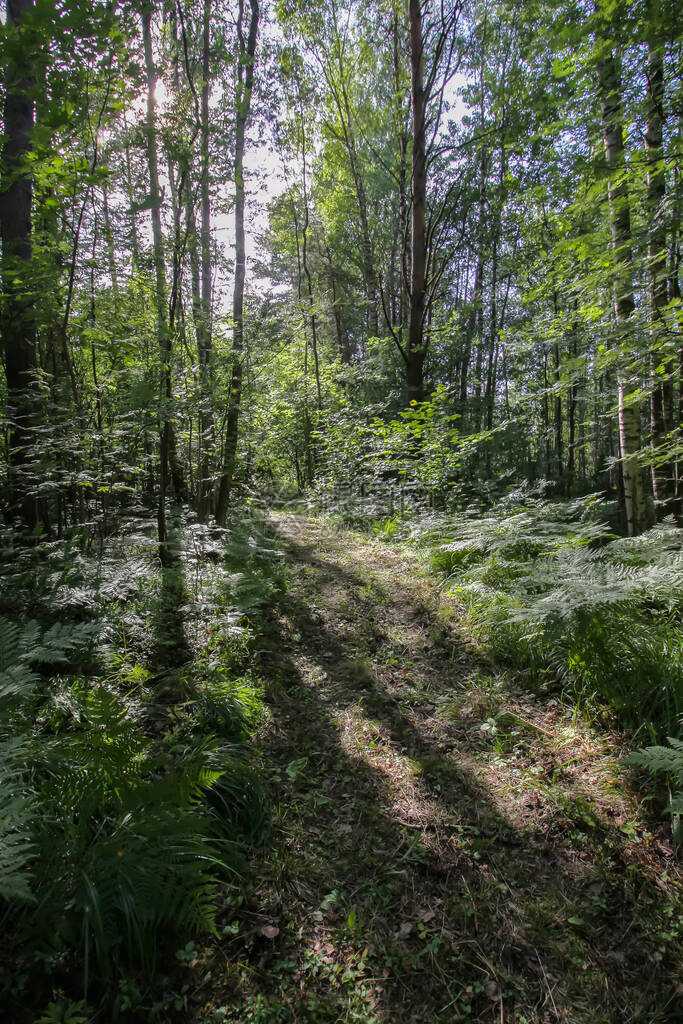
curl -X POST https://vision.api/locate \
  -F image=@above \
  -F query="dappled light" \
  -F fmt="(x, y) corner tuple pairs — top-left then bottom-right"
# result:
(1, 0), (682, 1020)
(205, 514), (681, 1024)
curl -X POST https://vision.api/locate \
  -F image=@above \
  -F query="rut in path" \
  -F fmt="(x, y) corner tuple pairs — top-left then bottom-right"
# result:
(218, 513), (682, 1024)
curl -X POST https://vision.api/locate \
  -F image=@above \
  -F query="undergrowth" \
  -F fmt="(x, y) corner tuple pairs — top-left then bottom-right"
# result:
(349, 488), (683, 828)
(385, 491), (682, 742)
(0, 504), (284, 1022)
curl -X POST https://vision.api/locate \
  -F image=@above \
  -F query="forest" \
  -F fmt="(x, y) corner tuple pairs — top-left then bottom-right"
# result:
(1, 0), (682, 1021)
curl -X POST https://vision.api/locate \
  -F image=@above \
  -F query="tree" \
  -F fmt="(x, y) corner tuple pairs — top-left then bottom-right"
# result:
(216, 0), (260, 524)
(1, 0), (38, 528)
(141, 1), (185, 561)
(596, 44), (647, 535)
(405, 0), (462, 405)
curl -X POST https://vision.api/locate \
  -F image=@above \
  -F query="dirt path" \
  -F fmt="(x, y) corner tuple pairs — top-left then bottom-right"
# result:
(213, 514), (682, 1024)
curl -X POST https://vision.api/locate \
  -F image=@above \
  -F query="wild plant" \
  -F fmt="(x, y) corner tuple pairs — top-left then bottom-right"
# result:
(0, 509), (277, 1011)
(419, 495), (683, 740)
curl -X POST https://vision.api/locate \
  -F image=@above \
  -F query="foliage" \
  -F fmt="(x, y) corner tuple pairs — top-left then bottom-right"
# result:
(1, 0), (683, 1016)
(0, 737), (34, 904)
(0, 511), (279, 1014)
(627, 737), (683, 818)
(414, 492), (683, 740)
(310, 384), (467, 524)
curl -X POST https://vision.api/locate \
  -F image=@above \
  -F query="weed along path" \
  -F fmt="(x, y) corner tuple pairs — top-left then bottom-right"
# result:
(210, 514), (682, 1024)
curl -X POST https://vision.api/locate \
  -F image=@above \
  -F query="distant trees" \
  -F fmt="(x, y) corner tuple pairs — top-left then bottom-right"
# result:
(1, 0), (681, 542)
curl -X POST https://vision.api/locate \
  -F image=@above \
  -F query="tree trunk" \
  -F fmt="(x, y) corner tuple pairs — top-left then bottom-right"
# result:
(215, 0), (259, 525)
(325, 245), (348, 363)
(122, 126), (141, 268)
(645, 7), (675, 514)
(542, 350), (551, 477)
(186, 179), (203, 505)
(393, 8), (409, 340)
(553, 340), (563, 481)
(197, 0), (215, 521)
(462, 212), (485, 412)
(142, 5), (174, 562)
(0, 0), (38, 528)
(568, 336), (578, 492)
(485, 230), (499, 441)
(327, 1), (379, 337)
(597, 50), (648, 535)
(298, 100), (322, 410)
(407, 0), (426, 405)
(102, 185), (119, 298)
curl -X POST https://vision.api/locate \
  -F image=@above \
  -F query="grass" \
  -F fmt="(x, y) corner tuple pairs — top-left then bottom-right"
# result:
(189, 512), (682, 1024)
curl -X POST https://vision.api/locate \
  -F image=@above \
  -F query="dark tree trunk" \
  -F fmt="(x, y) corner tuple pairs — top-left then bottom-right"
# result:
(554, 341), (563, 480)
(197, 0), (215, 521)
(142, 5), (185, 562)
(325, 246), (348, 363)
(407, 0), (426, 405)
(327, 2), (379, 337)
(645, 9), (675, 514)
(1, 0), (38, 528)
(542, 350), (551, 477)
(567, 337), (578, 492)
(597, 49), (647, 535)
(216, 0), (259, 525)
(393, 10), (409, 339)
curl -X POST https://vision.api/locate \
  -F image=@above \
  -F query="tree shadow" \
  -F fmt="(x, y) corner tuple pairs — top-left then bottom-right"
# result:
(217, 520), (681, 1024)
(148, 521), (192, 674)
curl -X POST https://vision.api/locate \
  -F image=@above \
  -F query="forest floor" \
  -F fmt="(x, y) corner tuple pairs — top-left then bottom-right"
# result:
(199, 513), (682, 1024)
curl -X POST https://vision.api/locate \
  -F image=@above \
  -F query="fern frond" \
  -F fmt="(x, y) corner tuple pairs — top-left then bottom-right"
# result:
(0, 738), (35, 903)
(626, 744), (683, 776)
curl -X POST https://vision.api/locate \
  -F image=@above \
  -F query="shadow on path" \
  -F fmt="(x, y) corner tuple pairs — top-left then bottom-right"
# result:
(219, 515), (682, 1024)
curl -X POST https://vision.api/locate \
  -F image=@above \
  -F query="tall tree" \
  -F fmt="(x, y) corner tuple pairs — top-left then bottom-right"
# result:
(407, 0), (427, 405)
(645, 0), (675, 513)
(597, 45), (647, 535)
(1, 0), (38, 528)
(197, 0), (215, 521)
(405, 0), (462, 406)
(142, 2), (175, 560)
(216, 0), (260, 524)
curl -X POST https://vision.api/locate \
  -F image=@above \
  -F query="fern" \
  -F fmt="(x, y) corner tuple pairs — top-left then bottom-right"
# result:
(0, 616), (97, 703)
(627, 738), (683, 828)
(0, 738), (35, 903)
(73, 799), (222, 974)
(0, 619), (39, 701)
(0, 512), (271, 1002)
(27, 620), (99, 666)
(422, 497), (683, 738)
(30, 683), (253, 976)
(627, 737), (683, 777)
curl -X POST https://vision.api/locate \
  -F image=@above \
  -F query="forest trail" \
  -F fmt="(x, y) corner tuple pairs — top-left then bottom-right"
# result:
(214, 514), (682, 1024)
